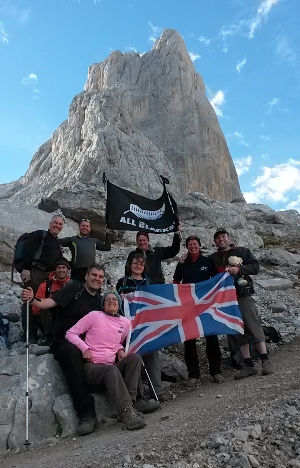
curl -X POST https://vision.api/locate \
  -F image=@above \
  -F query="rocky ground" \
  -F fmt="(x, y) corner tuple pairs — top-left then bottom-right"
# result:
(1, 242), (300, 467)
(0, 336), (300, 468)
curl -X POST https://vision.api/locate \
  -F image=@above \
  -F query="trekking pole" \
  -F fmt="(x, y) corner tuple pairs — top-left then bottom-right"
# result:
(24, 298), (30, 450)
(141, 359), (158, 402)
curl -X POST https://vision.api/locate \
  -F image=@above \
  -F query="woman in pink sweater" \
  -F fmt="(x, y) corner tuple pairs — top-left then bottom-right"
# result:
(65, 290), (146, 431)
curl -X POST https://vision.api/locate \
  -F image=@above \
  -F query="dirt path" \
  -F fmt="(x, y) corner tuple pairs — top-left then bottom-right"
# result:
(1, 338), (300, 468)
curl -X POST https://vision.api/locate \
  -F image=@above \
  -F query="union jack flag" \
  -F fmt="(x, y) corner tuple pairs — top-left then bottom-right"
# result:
(124, 272), (244, 355)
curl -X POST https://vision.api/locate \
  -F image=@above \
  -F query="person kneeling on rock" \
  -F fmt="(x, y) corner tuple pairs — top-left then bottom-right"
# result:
(65, 290), (150, 431)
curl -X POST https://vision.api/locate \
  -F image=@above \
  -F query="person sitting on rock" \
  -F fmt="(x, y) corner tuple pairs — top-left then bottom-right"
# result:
(59, 218), (111, 283)
(65, 290), (147, 431)
(209, 229), (274, 380)
(32, 257), (71, 346)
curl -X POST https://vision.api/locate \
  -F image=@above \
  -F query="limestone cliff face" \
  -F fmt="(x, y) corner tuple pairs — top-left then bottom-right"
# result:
(0, 29), (244, 206)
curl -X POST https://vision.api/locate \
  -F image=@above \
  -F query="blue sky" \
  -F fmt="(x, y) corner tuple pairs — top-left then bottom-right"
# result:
(0, 0), (299, 212)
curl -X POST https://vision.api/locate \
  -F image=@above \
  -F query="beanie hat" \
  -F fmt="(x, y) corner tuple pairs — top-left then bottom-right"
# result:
(185, 235), (201, 248)
(213, 229), (229, 240)
(136, 231), (149, 240)
(54, 257), (70, 270)
(101, 290), (122, 311)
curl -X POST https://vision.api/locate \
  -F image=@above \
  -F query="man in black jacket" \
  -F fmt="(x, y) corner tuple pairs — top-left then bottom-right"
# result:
(21, 214), (65, 343)
(124, 228), (181, 401)
(210, 229), (273, 380)
(125, 229), (181, 283)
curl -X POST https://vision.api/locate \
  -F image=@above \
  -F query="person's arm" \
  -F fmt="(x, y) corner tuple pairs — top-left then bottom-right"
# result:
(173, 261), (183, 284)
(21, 287), (57, 309)
(31, 282), (46, 314)
(58, 237), (72, 247)
(95, 233), (111, 252)
(65, 314), (93, 354)
(160, 230), (182, 260)
(239, 248), (260, 276)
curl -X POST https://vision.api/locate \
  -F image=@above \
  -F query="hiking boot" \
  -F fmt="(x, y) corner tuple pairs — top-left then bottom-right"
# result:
(234, 366), (258, 380)
(38, 337), (52, 347)
(213, 374), (225, 384)
(157, 393), (169, 402)
(183, 378), (200, 388)
(122, 406), (146, 431)
(133, 398), (160, 414)
(77, 415), (98, 436)
(262, 360), (274, 376)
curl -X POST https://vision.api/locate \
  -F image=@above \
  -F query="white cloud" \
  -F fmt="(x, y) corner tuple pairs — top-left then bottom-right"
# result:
(236, 58), (247, 74)
(259, 135), (271, 141)
(275, 36), (296, 65)
(22, 73), (38, 86)
(209, 90), (225, 117)
(188, 51), (201, 62)
(0, 21), (8, 43)
(125, 46), (138, 53)
(266, 97), (280, 114)
(197, 36), (211, 46)
(233, 156), (253, 176)
(219, 0), (280, 51)
(148, 21), (162, 43)
(249, 0), (280, 39)
(243, 159), (300, 205)
(21, 73), (39, 98)
(233, 131), (249, 147)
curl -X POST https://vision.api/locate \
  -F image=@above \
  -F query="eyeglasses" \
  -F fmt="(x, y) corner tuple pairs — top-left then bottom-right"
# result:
(81, 218), (91, 223)
(105, 296), (118, 302)
(131, 261), (145, 266)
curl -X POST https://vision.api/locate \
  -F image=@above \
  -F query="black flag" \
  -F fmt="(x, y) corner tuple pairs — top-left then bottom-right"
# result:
(106, 181), (179, 233)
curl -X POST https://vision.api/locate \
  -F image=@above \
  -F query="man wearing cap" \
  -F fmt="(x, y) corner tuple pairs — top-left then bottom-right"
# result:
(59, 219), (111, 283)
(210, 229), (273, 380)
(124, 227), (182, 401)
(21, 214), (65, 343)
(173, 235), (224, 385)
(32, 257), (71, 346)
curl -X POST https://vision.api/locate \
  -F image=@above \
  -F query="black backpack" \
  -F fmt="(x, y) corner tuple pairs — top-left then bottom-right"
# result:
(262, 326), (284, 344)
(11, 230), (47, 281)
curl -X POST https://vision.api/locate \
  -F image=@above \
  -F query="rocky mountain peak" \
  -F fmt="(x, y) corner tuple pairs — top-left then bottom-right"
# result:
(0, 28), (244, 218)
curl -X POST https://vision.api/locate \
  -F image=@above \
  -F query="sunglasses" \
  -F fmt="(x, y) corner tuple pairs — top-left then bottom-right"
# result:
(81, 218), (91, 223)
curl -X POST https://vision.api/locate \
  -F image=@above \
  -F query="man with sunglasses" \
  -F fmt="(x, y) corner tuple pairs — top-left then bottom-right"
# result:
(59, 219), (111, 283)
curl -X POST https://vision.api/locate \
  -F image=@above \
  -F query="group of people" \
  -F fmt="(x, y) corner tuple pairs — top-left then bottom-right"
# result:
(20, 214), (273, 436)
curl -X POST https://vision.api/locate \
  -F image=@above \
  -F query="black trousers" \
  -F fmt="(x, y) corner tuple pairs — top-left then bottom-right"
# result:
(53, 339), (96, 419)
(184, 335), (221, 379)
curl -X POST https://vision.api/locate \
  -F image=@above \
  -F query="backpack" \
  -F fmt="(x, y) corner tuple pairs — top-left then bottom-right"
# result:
(11, 230), (47, 280)
(262, 326), (284, 344)
(0, 313), (10, 350)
